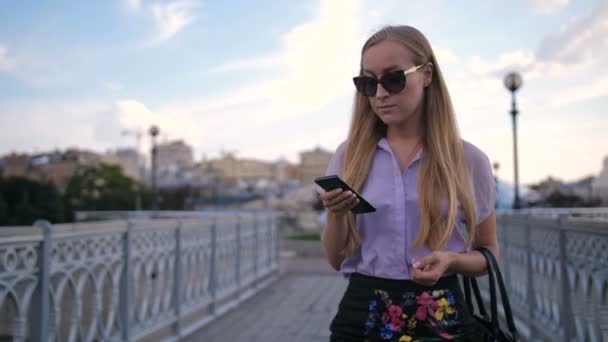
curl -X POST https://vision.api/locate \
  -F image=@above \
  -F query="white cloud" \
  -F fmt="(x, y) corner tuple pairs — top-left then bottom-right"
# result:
(551, 78), (608, 108)
(125, 0), (143, 14)
(148, 0), (198, 44)
(0, 44), (16, 72)
(116, 100), (203, 151)
(529, 0), (569, 15)
(470, 51), (536, 78)
(187, 0), (362, 120)
(537, 2), (607, 65)
(433, 47), (458, 64)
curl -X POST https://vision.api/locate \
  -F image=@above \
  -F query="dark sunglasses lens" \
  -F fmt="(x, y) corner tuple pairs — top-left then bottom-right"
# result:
(354, 77), (377, 96)
(380, 71), (406, 93)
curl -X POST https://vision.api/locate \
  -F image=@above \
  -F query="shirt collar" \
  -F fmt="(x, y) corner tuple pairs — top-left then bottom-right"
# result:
(377, 137), (424, 164)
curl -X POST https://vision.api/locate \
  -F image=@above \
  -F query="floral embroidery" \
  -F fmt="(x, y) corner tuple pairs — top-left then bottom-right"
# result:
(364, 288), (461, 341)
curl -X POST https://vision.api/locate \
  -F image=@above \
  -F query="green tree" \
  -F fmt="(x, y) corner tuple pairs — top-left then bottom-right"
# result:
(0, 193), (8, 224)
(0, 177), (64, 225)
(63, 164), (154, 221)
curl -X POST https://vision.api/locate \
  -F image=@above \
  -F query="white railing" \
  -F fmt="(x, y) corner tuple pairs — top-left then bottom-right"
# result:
(0, 210), (279, 342)
(494, 208), (608, 341)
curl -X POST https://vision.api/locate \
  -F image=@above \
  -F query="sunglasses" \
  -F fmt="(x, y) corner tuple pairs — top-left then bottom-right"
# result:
(353, 64), (424, 97)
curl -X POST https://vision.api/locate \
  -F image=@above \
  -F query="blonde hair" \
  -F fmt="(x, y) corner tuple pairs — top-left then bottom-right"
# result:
(341, 25), (476, 256)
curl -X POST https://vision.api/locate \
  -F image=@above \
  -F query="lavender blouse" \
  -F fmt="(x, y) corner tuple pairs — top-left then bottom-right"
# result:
(324, 138), (496, 280)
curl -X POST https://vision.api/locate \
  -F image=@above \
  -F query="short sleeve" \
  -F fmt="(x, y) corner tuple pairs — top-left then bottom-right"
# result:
(325, 141), (346, 177)
(464, 142), (496, 225)
(315, 142), (346, 195)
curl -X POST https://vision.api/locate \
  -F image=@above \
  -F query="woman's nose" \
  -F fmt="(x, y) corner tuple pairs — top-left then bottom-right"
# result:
(374, 83), (390, 98)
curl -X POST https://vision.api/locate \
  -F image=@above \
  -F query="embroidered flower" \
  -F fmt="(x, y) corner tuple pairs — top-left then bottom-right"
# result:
(415, 305), (428, 321)
(447, 293), (456, 306)
(390, 317), (405, 331)
(432, 290), (444, 298)
(435, 296), (456, 320)
(439, 331), (455, 340)
(380, 325), (393, 339)
(388, 304), (402, 319)
(369, 300), (377, 311)
(367, 288), (460, 340)
(382, 312), (391, 324)
(435, 309), (445, 321)
(415, 292), (439, 320)
(416, 292), (435, 306)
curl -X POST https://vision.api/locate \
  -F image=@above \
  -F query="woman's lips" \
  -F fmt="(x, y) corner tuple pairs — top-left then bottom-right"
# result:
(377, 104), (396, 110)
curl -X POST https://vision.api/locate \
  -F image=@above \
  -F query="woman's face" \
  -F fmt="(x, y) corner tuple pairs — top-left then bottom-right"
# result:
(361, 40), (431, 128)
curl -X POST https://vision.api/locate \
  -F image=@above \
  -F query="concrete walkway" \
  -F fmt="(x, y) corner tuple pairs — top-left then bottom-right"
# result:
(183, 257), (347, 342)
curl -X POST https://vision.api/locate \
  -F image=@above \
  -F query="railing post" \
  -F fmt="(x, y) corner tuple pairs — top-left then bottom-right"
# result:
(264, 210), (273, 271)
(558, 214), (574, 341)
(500, 216), (512, 294)
(525, 214), (536, 338)
(274, 212), (280, 268)
(173, 220), (183, 337)
(209, 215), (217, 314)
(253, 211), (259, 279)
(120, 219), (133, 341)
(236, 214), (241, 290)
(31, 220), (52, 342)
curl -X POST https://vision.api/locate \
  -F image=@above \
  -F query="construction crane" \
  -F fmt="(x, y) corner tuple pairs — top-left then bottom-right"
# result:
(121, 127), (143, 155)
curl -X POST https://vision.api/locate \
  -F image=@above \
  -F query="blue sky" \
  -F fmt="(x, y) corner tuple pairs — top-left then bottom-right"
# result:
(0, 0), (606, 184)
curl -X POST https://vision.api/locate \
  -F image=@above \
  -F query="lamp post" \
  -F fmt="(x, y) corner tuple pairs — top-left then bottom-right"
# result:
(504, 72), (523, 209)
(149, 124), (160, 195)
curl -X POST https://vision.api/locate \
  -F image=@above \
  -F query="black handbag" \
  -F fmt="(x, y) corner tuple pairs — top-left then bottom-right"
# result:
(462, 247), (519, 342)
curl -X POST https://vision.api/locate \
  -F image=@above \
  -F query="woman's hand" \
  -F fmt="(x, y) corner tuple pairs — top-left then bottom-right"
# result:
(410, 251), (455, 286)
(320, 188), (359, 216)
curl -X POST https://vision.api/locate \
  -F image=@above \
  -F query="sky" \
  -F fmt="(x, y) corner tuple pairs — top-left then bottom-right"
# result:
(0, 0), (606, 185)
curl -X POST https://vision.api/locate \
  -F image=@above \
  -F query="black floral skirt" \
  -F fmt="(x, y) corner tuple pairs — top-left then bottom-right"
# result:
(329, 273), (481, 342)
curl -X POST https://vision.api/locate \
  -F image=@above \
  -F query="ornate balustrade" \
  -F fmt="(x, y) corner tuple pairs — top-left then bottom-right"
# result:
(493, 208), (608, 341)
(0, 210), (279, 342)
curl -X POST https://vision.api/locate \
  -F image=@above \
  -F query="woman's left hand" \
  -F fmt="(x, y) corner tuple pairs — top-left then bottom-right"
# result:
(410, 251), (455, 286)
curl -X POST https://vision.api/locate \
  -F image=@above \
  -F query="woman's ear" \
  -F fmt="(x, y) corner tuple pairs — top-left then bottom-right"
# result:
(423, 62), (433, 88)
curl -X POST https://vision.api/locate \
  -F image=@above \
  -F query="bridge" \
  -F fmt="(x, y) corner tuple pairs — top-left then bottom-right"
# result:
(0, 209), (606, 341)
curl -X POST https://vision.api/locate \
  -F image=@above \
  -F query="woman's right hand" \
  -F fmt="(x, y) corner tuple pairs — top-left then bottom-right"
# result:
(320, 188), (359, 216)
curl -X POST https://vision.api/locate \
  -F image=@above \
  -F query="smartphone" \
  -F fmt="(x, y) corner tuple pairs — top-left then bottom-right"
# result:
(314, 175), (376, 214)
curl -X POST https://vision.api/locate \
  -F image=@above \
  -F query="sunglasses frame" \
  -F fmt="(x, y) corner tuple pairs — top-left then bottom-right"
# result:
(353, 64), (425, 97)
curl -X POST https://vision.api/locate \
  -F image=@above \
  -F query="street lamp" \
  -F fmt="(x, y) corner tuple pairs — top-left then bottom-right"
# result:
(504, 72), (523, 209)
(149, 125), (160, 192)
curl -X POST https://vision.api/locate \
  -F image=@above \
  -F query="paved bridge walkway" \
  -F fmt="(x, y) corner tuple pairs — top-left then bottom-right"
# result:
(184, 257), (346, 342)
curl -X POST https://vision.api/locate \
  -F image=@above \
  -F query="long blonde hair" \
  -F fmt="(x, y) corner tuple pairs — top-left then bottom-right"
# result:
(341, 25), (476, 256)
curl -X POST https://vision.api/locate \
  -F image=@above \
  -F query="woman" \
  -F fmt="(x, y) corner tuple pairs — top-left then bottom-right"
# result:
(320, 25), (497, 341)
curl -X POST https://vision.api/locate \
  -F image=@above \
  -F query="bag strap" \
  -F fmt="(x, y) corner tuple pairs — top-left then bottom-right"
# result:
(479, 247), (500, 337)
(462, 248), (498, 336)
(463, 275), (489, 319)
(477, 247), (519, 341)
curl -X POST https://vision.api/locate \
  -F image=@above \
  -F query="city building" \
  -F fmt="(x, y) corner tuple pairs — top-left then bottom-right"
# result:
(1, 153), (29, 178)
(592, 156), (608, 203)
(112, 148), (144, 181)
(298, 146), (333, 185)
(204, 153), (274, 184)
(156, 140), (194, 172)
(0, 149), (126, 192)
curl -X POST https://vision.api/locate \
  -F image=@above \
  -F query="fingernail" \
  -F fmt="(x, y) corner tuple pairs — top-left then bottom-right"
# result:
(413, 262), (420, 268)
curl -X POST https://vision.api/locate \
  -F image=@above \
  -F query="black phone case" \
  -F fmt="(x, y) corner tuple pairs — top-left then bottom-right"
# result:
(314, 175), (376, 214)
